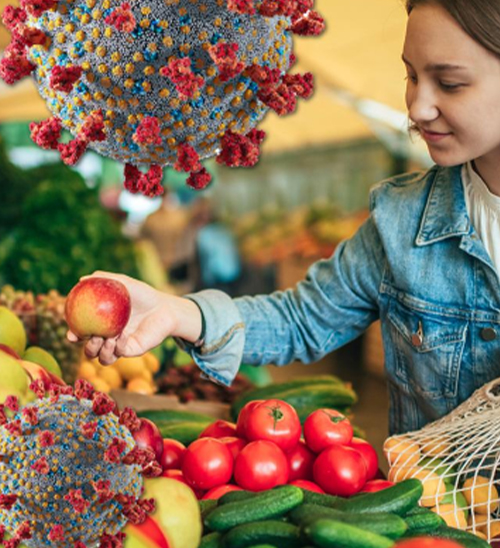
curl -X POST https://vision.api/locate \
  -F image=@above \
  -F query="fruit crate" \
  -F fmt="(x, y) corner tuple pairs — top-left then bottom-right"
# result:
(110, 389), (231, 420)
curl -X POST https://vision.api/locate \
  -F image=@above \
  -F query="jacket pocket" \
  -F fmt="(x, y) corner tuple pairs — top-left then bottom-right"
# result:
(387, 296), (467, 399)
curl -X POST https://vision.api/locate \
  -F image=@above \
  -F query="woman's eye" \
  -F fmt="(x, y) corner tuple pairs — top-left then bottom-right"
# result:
(405, 74), (417, 84)
(439, 81), (463, 91)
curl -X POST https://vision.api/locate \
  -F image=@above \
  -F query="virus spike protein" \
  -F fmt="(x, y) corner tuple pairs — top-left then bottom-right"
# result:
(0, 379), (155, 548)
(0, 0), (325, 197)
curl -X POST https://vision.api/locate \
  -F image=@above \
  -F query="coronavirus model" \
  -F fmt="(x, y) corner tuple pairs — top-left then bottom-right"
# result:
(0, 379), (160, 548)
(0, 0), (324, 197)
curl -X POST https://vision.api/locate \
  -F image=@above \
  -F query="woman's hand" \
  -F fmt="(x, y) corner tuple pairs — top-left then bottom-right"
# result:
(66, 271), (202, 365)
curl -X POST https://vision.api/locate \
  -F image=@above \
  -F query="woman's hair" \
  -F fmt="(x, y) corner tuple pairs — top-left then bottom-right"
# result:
(405, 0), (500, 59)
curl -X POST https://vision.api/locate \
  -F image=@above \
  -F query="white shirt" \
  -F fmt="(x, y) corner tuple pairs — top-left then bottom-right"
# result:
(462, 161), (500, 274)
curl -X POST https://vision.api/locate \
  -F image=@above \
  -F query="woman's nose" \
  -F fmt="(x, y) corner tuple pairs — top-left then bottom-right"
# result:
(407, 85), (440, 124)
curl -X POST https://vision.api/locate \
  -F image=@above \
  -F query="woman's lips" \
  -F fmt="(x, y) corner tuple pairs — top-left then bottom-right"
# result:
(421, 129), (452, 143)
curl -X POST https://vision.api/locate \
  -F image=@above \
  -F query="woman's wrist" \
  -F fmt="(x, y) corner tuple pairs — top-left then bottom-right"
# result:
(165, 294), (203, 344)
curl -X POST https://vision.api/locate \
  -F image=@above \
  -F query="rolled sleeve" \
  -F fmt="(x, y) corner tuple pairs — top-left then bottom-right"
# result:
(175, 289), (245, 386)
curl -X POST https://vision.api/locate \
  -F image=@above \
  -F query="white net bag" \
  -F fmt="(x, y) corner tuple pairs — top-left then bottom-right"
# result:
(384, 378), (500, 543)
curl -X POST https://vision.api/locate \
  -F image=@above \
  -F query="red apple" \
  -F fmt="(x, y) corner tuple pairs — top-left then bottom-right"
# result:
(20, 360), (66, 389)
(65, 277), (131, 339)
(159, 439), (186, 471)
(133, 418), (164, 463)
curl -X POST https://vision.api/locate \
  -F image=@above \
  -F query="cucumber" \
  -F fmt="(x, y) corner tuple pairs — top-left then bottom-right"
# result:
(204, 485), (304, 532)
(300, 489), (343, 508)
(199, 531), (222, 548)
(403, 507), (445, 533)
(230, 376), (346, 418)
(414, 525), (490, 548)
(218, 490), (257, 505)
(288, 504), (407, 539)
(303, 518), (395, 548)
(271, 384), (357, 411)
(199, 498), (218, 519)
(341, 479), (423, 515)
(156, 421), (210, 445)
(137, 408), (214, 423)
(222, 520), (302, 548)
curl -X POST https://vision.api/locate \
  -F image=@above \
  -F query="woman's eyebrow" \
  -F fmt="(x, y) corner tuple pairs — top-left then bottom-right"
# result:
(402, 54), (467, 71)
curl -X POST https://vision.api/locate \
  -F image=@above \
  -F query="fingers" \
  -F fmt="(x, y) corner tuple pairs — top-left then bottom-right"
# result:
(66, 330), (79, 343)
(84, 336), (104, 359)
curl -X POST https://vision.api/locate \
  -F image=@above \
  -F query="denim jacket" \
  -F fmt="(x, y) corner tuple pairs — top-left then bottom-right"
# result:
(184, 164), (500, 435)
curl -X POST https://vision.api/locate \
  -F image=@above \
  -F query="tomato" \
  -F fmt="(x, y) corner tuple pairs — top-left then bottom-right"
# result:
(313, 445), (367, 497)
(182, 438), (233, 491)
(289, 479), (325, 493)
(286, 439), (315, 481)
(159, 438), (186, 471)
(234, 440), (289, 491)
(349, 437), (379, 480)
(219, 436), (246, 460)
(236, 400), (264, 438)
(160, 469), (205, 499)
(303, 409), (353, 453)
(199, 420), (238, 439)
(359, 479), (395, 493)
(245, 399), (301, 451)
(394, 539), (464, 548)
(202, 484), (243, 500)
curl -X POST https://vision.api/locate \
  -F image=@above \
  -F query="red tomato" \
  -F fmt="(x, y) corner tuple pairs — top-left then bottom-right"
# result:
(199, 420), (237, 439)
(359, 479), (395, 493)
(394, 539), (464, 548)
(159, 438), (186, 471)
(182, 438), (233, 491)
(234, 440), (289, 491)
(303, 409), (353, 453)
(219, 436), (246, 460)
(286, 439), (315, 481)
(349, 437), (379, 480)
(160, 469), (205, 499)
(202, 484), (243, 500)
(289, 479), (325, 493)
(245, 399), (301, 451)
(313, 445), (367, 497)
(236, 400), (264, 438)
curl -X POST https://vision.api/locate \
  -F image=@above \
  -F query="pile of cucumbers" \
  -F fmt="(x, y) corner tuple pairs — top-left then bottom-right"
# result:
(198, 479), (490, 548)
(230, 375), (358, 425)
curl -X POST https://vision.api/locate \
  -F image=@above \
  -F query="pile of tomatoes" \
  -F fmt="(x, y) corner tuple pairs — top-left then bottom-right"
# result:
(160, 399), (393, 499)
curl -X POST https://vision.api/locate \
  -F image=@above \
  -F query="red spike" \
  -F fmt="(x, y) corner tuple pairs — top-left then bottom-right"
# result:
(29, 379), (46, 398)
(74, 379), (95, 400)
(122, 501), (146, 525)
(14, 26), (48, 47)
(0, 405), (6, 426)
(121, 446), (150, 466)
(295, 0), (313, 14)
(174, 143), (201, 172)
(0, 47), (35, 85)
(19, 0), (57, 17)
(289, 10), (325, 35)
(245, 64), (282, 88)
(38, 430), (55, 447)
(31, 456), (50, 474)
(22, 407), (39, 426)
(4, 395), (19, 412)
(99, 532), (125, 548)
(216, 129), (265, 167)
(123, 163), (142, 194)
(16, 521), (32, 541)
(50, 65), (83, 92)
(104, 437), (128, 464)
(119, 407), (141, 432)
(74, 542), (88, 548)
(0, 524), (5, 542)
(257, 82), (297, 115)
(258, 0), (296, 17)
(141, 460), (163, 478)
(160, 57), (205, 99)
(2, 6), (27, 30)
(4, 420), (23, 437)
(186, 167), (212, 190)
(227, 0), (255, 14)
(133, 116), (162, 146)
(0, 494), (18, 510)
(92, 392), (116, 416)
(47, 525), (65, 542)
(138, 165), (164, 198)
(58, 138), (87, 165)
(138, 498), (155, 514)
(64, 489), (91, 514)
(30, 117), (62, 150)
(104, 2), (136, 33)
(80, 110), (106, 142)
(81, 420), (98, 439)
(283, 72), (314, 98)
(3, 538), (21, 548)
(208, 42), (244, 82)
(92, 480), (115, 504)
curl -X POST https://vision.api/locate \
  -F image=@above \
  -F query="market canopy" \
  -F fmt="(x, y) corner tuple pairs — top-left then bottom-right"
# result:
(0, 0), (410, 154)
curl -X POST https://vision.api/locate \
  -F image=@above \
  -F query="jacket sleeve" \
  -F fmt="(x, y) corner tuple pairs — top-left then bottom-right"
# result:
(181, 210), (386, 386)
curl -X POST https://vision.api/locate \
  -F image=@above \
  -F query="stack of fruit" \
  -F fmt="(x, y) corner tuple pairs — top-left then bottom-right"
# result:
(0, 285), (82, 384)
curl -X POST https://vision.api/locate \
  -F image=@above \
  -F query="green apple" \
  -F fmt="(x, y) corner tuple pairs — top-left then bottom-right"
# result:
(0, 306), (27, 356)
(0, 348), (29, 403)
(23, 346), (63, 379)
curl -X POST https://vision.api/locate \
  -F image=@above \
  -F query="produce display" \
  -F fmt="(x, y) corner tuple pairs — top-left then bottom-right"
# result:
(0, 285), (83, 384)
(384, 378), (500, 544)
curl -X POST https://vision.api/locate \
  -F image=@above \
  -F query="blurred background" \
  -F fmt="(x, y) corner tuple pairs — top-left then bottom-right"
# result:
(0, 0), (432, 450)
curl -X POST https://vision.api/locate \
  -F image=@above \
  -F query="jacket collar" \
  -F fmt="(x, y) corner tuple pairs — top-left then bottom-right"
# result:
(415, 164), (471, 246)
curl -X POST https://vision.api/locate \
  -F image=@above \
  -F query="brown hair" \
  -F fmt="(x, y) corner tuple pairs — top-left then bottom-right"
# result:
(405, 0), (500, 59)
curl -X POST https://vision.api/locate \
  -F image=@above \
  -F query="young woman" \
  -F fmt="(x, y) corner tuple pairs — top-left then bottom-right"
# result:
(70, 0), (500, 435)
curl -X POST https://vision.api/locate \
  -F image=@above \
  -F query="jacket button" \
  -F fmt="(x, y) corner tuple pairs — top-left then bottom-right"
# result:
(481, 327), (497, 341)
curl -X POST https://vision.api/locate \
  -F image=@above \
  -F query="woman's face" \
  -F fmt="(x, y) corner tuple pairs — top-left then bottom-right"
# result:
(403, 3), (500, 168)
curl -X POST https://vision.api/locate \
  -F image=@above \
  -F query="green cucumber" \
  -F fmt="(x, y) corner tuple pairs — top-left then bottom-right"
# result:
(289, 504), (407, 539)
(403, 507), (445, 533)
(415, 525), (490, 548)
(341, 479), (423, 515)
(137, 408), (214, 423)
(156, 421), (210, 445)
(204, 485), (303, 532)
(271, 384), (357, 411)
(222, 520), (302, 548)
(303, 518), (395, 548)
(199, 532), (222, 548)
(218, 490), (257, 505)
(199, 498), (218, 519)
(230, 376), (346, 418)
(300, 489), (343, 508)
